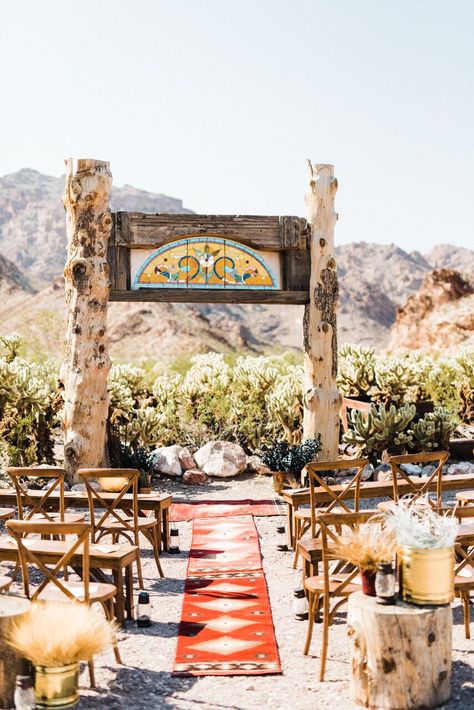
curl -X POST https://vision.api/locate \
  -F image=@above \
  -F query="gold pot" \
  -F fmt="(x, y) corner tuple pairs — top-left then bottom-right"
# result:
(97, 476), (128, 492)
(35, 662), (79, 708)
(398, 545), (454, 605)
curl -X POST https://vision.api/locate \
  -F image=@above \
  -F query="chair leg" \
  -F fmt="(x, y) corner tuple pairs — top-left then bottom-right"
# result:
(303, 592), (316, 656)
(87, 660), (96, 688)
(319, 592), (330, 682)
(463, 592), (471, 639)
(150, 526), (164, 578)
(105, 599), (122, 664)
(293, 519), (301, 569)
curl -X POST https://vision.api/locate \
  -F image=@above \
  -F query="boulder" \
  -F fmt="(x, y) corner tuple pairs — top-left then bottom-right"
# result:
(150, 445), (183, 477)
(194, 441), (247, 478)
(178, 447), (196, 471)
(400, 463), (422, 476)
(246, 455), (271, 475)
(447, 461), (474, 476)
(182, 469), (209, 486)
(361, 464), (374, 481)
(421, 464), (436, 478)
(374, 463), (392, 482)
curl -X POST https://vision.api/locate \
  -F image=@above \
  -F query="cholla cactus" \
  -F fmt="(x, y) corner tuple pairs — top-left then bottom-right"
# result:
(337, 344), (376, 397)
(455, 351), (474, 424)
(119, 407), (163, 448)
(343, 402), (416, 462)
(406, 407), (455, 452)
(0, 334), (22, 362)
(109, 364), (148, 399)
(266, 366), (303, 445)
(370, 357), (419, 404)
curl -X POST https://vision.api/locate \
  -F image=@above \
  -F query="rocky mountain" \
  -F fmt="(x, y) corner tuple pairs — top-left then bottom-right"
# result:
(0, 168), (472, 357)
(389, 269), (474, 354)
(0, 168), (191, 289)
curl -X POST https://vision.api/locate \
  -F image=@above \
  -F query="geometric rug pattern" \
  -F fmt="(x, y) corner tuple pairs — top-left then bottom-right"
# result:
(173, 515), (281, 676)
(170, 499), (285, 522)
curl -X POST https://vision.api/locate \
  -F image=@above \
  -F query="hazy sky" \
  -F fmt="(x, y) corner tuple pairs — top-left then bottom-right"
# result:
(1, 1), (473, 252)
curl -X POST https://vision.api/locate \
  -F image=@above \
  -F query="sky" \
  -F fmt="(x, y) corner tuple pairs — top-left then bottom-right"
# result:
(1, 0), (473, 252)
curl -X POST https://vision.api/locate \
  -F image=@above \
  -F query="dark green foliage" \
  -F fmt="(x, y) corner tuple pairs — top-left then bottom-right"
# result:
(260, 437), (321, 473)
(108, 437), (153, 473)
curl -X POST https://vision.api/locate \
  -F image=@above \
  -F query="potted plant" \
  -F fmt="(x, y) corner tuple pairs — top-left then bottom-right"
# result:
(6, 601), (114, 708)
(385, 499), (458, 605)
(261, 438), (321, 494)
(332, 521), (397, 596)
(138, 470), (152, 494)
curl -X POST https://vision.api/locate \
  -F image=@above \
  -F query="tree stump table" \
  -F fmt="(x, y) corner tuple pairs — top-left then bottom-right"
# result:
(347, 592), (451, 710)
(0, 595), (31, 708)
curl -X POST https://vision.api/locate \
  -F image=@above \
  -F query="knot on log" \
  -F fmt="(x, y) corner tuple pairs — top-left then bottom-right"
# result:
(69, 258), (91, 292)
(100, 212), (113, 232)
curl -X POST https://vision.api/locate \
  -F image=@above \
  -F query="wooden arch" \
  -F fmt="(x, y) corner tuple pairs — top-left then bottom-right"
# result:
(61, 159), (340, 481)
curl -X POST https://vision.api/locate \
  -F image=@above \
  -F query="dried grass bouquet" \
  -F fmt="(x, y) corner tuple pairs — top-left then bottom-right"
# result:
(7, 601), (115, 667)
(332, 518), (397, 571)
(385, 496), (459, 549)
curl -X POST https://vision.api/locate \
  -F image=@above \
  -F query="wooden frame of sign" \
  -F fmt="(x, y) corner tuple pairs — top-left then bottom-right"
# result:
(61, 159), (341, 483)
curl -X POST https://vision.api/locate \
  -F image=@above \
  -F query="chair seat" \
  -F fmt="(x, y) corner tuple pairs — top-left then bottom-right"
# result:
(98, 515), (156, 531)
(0, 508), (15, 521)
(455, 564), (474, 588)
(304, 573), (361, 595)
(297, 538), (323, 562)
(31, 513), (85, 524)
(0, 575), (12, 591)
(295, 505), (349, 521)
(37, 580), (116, 604)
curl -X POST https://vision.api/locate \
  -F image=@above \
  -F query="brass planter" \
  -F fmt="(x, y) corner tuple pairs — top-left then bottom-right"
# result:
(35, 663), (79, 708)
(398, 545), (454, 605)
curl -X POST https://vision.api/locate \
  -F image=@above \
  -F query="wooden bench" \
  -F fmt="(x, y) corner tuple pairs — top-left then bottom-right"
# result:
(0, 489), (172, 551)
(0, 536), (138, 625)
(283, 473), (474, 549)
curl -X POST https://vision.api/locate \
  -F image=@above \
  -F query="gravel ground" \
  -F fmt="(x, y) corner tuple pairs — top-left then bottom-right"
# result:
(11, 474), (474, 710)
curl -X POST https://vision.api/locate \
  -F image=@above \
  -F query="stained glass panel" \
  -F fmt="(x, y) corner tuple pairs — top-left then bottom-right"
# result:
(133, 237), (279, 290)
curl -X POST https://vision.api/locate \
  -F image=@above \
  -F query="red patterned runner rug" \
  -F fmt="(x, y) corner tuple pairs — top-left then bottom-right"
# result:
(173, 515), (281, 676)
(170, 498), (284, 522)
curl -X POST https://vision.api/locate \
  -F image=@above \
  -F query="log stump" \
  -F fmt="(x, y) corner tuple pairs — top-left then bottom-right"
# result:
(347, 592), (451, 710)
(0, 595), (31, 708)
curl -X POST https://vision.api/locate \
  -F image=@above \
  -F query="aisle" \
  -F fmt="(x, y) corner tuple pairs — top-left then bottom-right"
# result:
(174, 515), (281, 676)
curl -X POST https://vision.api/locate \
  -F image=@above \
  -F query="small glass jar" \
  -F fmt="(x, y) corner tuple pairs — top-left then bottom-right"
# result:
(292, 587), (309, 620)
(137, 591), (152, 627)
(169, 527), (180, 554)
(276, 525), (288, 551)
(375, 562), (396, 605)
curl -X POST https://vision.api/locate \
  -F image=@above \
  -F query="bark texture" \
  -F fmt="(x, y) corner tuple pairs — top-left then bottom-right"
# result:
(347, 593), (451, 709)
(61, 159), (112, 483)
(303, 162), (341, 458)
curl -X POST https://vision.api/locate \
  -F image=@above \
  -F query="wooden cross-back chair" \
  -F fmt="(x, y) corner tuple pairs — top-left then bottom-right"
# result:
(303, 510), (384, 682)
(388, 451), (449, 512)
(453, 505), (474, 639)
(7, 466), (84, 525)
(78, 469), (163, 588)
(293, 458), (369, 570)
(6, 519), (121, 686)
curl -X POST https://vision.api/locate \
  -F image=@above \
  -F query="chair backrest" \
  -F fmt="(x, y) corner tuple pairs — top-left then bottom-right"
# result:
(6, 519), (91, 602)
(305, 458), (369, 537)
(388, 451), (449, 511)
(453, 506), (474, 581)
(317, 510), (385, 597)
(78, 468), (139, 541)
(7, 466), (67, 521)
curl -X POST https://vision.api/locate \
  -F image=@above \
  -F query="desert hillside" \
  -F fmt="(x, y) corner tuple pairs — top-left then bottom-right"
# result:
(0, 168), (472, 357)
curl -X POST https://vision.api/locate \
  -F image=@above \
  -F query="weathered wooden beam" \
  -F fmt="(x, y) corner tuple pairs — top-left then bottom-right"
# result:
(303, 162), (341, 457)
(109, 289), (309, 305)
(282, 250), (311, 291)
(114, 213), (310, 251)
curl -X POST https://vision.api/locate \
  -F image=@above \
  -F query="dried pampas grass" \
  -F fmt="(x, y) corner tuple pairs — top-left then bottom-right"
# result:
(6, 601), (115, 666)
(332, 521), (397, 571)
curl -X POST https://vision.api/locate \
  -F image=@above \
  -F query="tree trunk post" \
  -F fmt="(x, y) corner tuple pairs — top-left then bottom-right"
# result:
(347, 592), (451, 709)
(0, 596), (31, 708)
(61, 159), (113, 484)
(303, 162), (341, 458)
